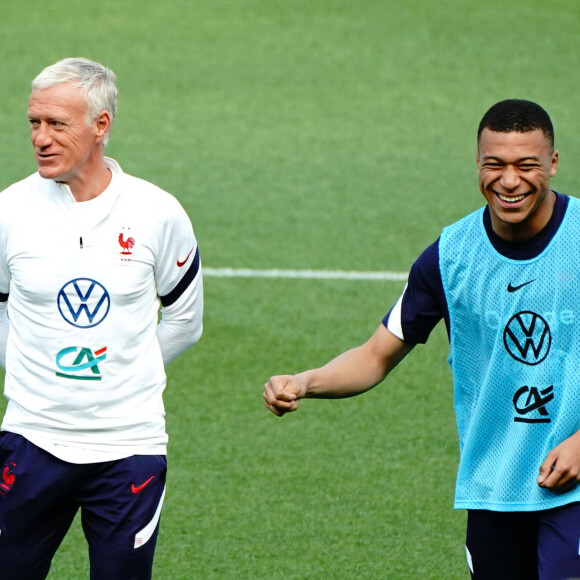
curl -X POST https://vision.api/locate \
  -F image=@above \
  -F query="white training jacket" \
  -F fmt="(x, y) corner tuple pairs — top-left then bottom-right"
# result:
(0, 158), (203, 463)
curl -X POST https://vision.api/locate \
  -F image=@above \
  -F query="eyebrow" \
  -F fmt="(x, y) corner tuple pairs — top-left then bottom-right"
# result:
(27, 113), (67, 123)
(482, 155), (541, 163)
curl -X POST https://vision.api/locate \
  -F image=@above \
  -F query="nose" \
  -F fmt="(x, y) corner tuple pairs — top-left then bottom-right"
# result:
(31, 122), (52, 149)
(499, 165), (520, 190)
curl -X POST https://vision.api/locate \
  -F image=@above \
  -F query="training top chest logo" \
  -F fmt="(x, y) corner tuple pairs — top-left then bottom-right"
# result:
(57, 278), (110, 328)
(503, 311), (551, 365)
(119, 232), (135, 255)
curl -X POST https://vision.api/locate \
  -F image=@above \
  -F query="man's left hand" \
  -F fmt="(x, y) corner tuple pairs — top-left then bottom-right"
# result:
(537, 430), (580, 492)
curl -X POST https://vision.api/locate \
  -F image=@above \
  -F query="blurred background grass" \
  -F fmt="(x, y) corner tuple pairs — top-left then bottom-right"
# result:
(1, 0), (579, 577)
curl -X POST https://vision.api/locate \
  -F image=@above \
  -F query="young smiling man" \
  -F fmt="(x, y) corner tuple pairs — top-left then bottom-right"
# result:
(0, 58), (203, 579)
(264, 99), (580, 579)
(477, 121), (559, 242)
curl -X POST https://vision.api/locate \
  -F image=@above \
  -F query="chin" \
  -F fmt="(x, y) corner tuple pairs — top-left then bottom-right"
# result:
(37, 167), (63, 180)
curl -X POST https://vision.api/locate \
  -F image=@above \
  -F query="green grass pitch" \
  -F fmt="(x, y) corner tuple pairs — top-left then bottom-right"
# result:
(1, 0), (579, 577)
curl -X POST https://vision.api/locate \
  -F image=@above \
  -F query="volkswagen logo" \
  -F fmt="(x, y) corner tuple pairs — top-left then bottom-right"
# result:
(503, 311), (551, 365)
(57, 278), (110, 328)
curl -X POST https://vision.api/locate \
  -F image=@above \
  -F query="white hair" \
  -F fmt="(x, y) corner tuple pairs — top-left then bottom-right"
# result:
(32, 57), (119, 144)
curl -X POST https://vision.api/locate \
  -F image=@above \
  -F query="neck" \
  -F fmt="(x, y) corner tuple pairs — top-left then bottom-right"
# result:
(491, 190), (556, 243)
(61, 156), (112, 202)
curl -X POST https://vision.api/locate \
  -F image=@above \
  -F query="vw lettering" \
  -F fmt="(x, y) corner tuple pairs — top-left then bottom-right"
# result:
(503, 311), (551, 365)
(57, 278), (110, 328)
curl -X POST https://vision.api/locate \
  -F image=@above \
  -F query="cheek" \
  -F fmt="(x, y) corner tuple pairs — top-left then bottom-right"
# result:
(529, 172), (550, 188)
(479, 170), (502, 189)
(58, 139), (83, 159)
(478, 174), (492, 192)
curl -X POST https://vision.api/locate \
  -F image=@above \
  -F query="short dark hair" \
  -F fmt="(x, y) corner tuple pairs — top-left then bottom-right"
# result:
(477, 99), (554, 148)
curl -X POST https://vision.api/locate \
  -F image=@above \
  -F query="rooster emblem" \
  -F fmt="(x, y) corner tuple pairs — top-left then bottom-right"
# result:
(1, 464), (16, 492)
(118, 233), (135, 255)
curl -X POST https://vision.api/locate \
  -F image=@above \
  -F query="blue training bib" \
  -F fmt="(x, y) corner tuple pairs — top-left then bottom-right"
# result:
(440, 197), (580, 511)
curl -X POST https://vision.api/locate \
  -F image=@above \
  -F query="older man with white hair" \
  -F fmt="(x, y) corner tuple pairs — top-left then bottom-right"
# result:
(0, 57), (203, 579)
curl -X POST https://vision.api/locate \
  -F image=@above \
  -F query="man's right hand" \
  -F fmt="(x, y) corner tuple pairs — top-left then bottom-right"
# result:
(263, 375), (306, 417)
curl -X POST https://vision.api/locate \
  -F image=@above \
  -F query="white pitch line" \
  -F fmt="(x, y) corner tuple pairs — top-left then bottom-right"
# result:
(203, 267), (408, 281)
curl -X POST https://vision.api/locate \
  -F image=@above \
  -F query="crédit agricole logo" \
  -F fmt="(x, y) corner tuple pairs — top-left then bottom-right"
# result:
(56, 278), (111, 380)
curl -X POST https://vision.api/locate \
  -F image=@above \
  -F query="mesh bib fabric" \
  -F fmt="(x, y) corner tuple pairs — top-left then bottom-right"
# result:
(440, 198), (580, 511)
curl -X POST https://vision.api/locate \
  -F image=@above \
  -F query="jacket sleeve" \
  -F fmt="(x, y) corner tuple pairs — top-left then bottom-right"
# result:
(0, 300), (8, 369)
(0, 220), (9, 368)
(154, 196), (204, 365)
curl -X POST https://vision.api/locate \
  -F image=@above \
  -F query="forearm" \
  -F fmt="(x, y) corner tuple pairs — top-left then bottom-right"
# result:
(298, 348), (388, 398)
(156, 315), (202, 365)
(0, 302), (8, 369)
(264, 325), (414, 416)
(157, 280), (203, 365)
(298, 325), (413, 399)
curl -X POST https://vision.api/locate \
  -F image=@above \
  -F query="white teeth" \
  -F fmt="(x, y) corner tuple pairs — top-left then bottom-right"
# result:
(498, 193), (525, 203)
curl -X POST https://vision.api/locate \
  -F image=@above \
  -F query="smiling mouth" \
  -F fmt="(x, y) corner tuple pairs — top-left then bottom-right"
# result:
(495, 192), (530, 204)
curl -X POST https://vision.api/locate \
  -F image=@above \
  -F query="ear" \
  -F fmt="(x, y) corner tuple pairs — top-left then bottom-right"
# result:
(550, 149), (559, 177)
(94, 111), (112, 144)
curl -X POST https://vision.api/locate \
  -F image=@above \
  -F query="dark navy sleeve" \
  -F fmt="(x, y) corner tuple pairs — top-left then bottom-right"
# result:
(383, 238), (449, 344)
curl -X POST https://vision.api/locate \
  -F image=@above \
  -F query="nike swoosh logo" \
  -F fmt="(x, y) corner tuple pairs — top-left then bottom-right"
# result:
(131, 475), (156, 494)
(176, 248), (194, 268)
(507, 280), (535, 292)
